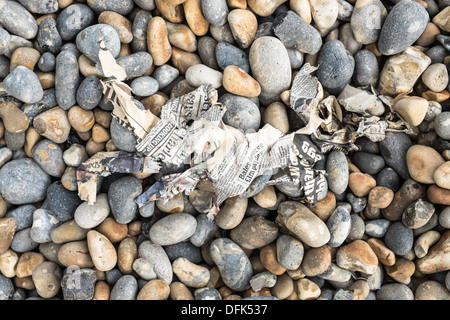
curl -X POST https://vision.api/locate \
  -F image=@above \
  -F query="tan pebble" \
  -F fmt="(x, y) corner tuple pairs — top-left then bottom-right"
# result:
(224, 294), (242, 300)
(155, 0), (185, 23)
(68, 106), (95, 133)
(416, 230), (450, 274)
(415, 280), (450, 300)
(406, 145), (445, 184)
(421, 90), (450, 102)
(172, 257), (210, 288)
(348, 172), (377, 197)
(58, 240), (94, 268)
(414, 230), (441, 259)
(13, 276), (35, 290)
(393, 96), (429, 126)
(306, 190), (336, 222)
(147, 16), (172, 66)
(91, 124), (111, 144)
(93, 280), (110, 300)
(427, 184), (450, 205)
(297, 278), (321, 300)
(367, 238), (396, 266)
(137, 279), (170, 300)
(252, 185), (277, 209)
(93, 108), (112, 128)
(0, 217), (17, 255)
(218, 286), (233, 298)
(85, 138), (105, 156)
(87, 230), (117, 272)
(50, 220), (89, 244)
(33, 107), (70, 144)
(227, 0), (247, 9)
(78, 54), (103, 78)
(250, 255), (266, 274)
(415, 22), (440, 47)
(432, 6), (450, 32)
(96, 217), (128, 244)
(98, 11), (133, 44)
(280, 90), (290, 106)
(140, 92), (168, 117)
(215, 197), (248, 230)
(117, 237), (137, 274)
(336, 240), (379, 274)
(348, 279), (370, 300)
(309, 0), (339, 30)
(368, 186), (394, 209)
(227, 9), (258, 49)
(262, 102), (289, 134)
(0, 249), (18, 278)
(301, 246), (331, 276)
(31, 261), (62, 299)
(166, 21), (197, 52)
(170, 46), (202, 74)
(170, 281), (194, 300)
(183, 0), (210, 36)
(15, 252), (45, 278)
(58, 0), (73, 9)
(105, 139), (118, 152)
(270, 272), (294, 300)
(290, 0), (312, 24)
(434, 161), (450, 190)
(385, 258), (415, 285)
(0, 101), (30, 134)
(0, 196), (5, 219)
(286, 265), (306, 280)
(260, 243), (286, 275)
(155, 192), (184, 213)
(35, 71), (55, 89)
(10, 47), (40, 72)
(207, 265), (223, 288)
(127, 221), (142, 237)
(247, 0), (288, 17)
(223, 65), (261, 97)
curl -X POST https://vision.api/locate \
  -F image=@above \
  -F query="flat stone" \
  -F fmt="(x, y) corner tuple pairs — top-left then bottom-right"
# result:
(149, 213), (197, 246)
(230, 216), (279, 249)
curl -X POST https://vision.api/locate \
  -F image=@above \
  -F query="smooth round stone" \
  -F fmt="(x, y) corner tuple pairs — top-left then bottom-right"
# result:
(336, 240), (379, 274)
(31, 139), (66, 178)
(260, 243), (286, 275)
(147, 16), (172, 66)
(10, 228), (38, 253)
(86, 0), (134, 15)
(87, 230), (117, 272)
(351, 151), (385, 175)
(3, 66), (43, 104)
(393, 96), (429, 127)
(152, 65), (179, 90)
(346, 214), (365, 242)
(76, 24), (121, 64)
(276, 234), (304, 270)
(350, 0), (387, 45)
(185, 64), (223, 89)
(439, 206), (450, 229)
(31, 261), (62, 299)
(415, 280), (450, 300)
(230, 216), (278, 249)
(110, 275), (138, 300)
(4, 131), (24, 151)
(0, 1), (38, 40)
(116, 52), (153, 79)
(108, 175), (142, 224)
(379, 132), (412, 180)
(326, 207), (352, 247)
(110, 116), (138, 152)
(227, 9), (257, 49)
(189, 213), (219, 247)
(272, 10), (322, 55)
(149, 213), (197, 246)
(57, 241), (93, 268)
(425, 45), (448, 64)
(434, 112), (450, 140)
(197, 36), (219, 70)
(422, 63), (449, 92)
(376, 283), (414, 300)
(0, 158), (51, 205)
(37, 17), (62, 55)
(50, 220), (89, 244)
(56, 4), (96, 41)
(132, 258), (157, 281)
(376, 168), (400, 192)
(137, 279), (170, 300)
(301, 246), (332, 277)
(249, 36), (291, 105)
(215, 196), (248, 230)
(340, 22), (363, 55)
(402, 199), (435, 229)
(378, 0), (429, 56)
(62, 144), (88, 167)
(326, 150), (349, 195)
(384, 221), (414, 256)
(365, 219), (391, 238)
(0, 249), (18, 279)
(353, 50), (379, 86)
(316, 40), (355, 94)
(367, 186), (394, 209)
(219, 93), (260, 132)
(201, 0), (228, 26)
(55, 50), (80, 110)
(138, 240), (173, 284)
(406, 145), (445, 184)
(172, 257), (210, 288)
(209, 238), (252, 292)
(61, 267), (96, 300)
(130, 9), (151, 52)
(215, 41), (249, 73)
(194, 287), (222, 300)
(164, 241), (202, 264)
(74, 193), (110, 229)
(223, 65), (261, 98)
(277, 201), (330, 248)
(33, 107), (71, 144)
(76, 76), (102, 110)
(46, 181), (82, 222)
(5, 205), (35, 231)
(130, 76), (159, 97)
(30, 209), (61, 243)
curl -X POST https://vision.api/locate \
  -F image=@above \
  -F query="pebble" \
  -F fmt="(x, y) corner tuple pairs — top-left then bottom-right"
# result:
(74, 194), (110, 229)
(230, 216), (278, 249)
(189, 213), (218, 247)
(57, 240), (93, 268)
(384, 221), (414, 256)
(439, 207), (450, 229)
(350, 0), (387, 45)
(31, 139), (66, 178)
(185, 64), (223, 89)
(367, 238), (395, 266)
(87, 230), (117, 272)
(406, 145), (445, 184)
(137, 279), (170, 300)
(222, 65), (261, 98)
(30, 209), (61, 243)
(326, 207), (352, 247)
(149, 213), (197, 246)
(416, 230), (450, 274)
(379, 132), (412, 181)
(147, 17), (172, 66)
(393, 96), (429, 127)
(422, 63), (449, 93)
(10, 228), (38, 253)
(46, 181), (82, 222)
(353, 49), (379, 87)
(3, 66), (43, 104)
(414, 230), (441, 259)
(33, 107), (71, 144)
(219, 93), (261, 132)
(132, 258), (157, 281)
(351, 151), (385, 175)
(0, 218), (17, 254)
(214, 196), (248, 230)
(110, 275), (138, 300)
(194, 287), (222, 300)
(0, 1), (38, 40)
(50, 220), (89, 244)
(31, 261), (62, 299)
(365, 219), (390, 238)
(138, 240), (173, 284)
(55, 50), (79, 110)
(415, 280), (450, 300)
(327, 150), (349, 194)
(434, 112), (450, 140)
(108, 175), (142, 224)
(172, 257), (210, 288)
(376, 283), (414, 300)
(215, 41), (249, 73)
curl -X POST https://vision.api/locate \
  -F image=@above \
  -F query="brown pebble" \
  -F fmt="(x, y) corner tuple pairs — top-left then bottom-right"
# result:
(262, 102), (289, 134)
(0, 102), (30, 134)
(170, 281), (194, 300)
(227, 9), (258, 49)
(297, 278), (321, 300)
(367, 238), (396, 266)
(270, 272), (294, 300)
(137, 279), (170, 300)
(166, 21), (197, 52)
(87, 230), (117, 272)
(85, 138), (106, 156)
(348, 172), (377, 197)
(223, 65), (261, 97)
(10, 47), (40, 72)
(50, 220), (89, 244)
(415, 22), (440, 47)
(0, 249), (19, 278)
(214, 196), (248, 230)
(368, 186), (394, 209)
(15, 252), (45, 278)
(140, 92), (168, 117)
(247, 0), (288, 17)
(348, 279), (370, 300)
(406, 145), (445, 184)
(91, 124), (111, 144)
(170, 46), (202, 75)
(260, 243), (286, 275)
(79, 54), (104, 78)
(227, 0), (247, 9)
(301, 245), (332, 277)
(147, 16), (172, 66)
(415, 280), (450, 300)
(336, 240), (379, 274)
(252, 185), (277, 209)
(31, 261), (62, 299)
(35, 71), (55, 89)
(93, 108), (112, 128)
(416, 230), (450, 274)
(385, 258), (415, 285)
(13, 276), (35, 290)
(117, 237), (137, 274)
(428, 185), (450, 205)
(183, 0), (210, 36)
(155, 0), (185, 23)
(307, 190), (336, 222)
(33, 107), (71, 144)
(98, 11), (133, 44)
(93, 280), (110, 300)
(0, 217), (17, 255)
(421, 90), (450, 102)
(57, 240), (94, 268)
(96, 217), (128, 244)
(68, 106), (95, 133)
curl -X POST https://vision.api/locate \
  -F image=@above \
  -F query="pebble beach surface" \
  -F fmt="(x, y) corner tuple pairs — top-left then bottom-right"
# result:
(0, 0), (450, 302)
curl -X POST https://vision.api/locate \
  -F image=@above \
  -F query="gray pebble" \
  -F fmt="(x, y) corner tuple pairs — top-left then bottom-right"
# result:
(215, 42), (250, 73)
(110, 275), (138, 300)
(116, 52), (153, 80)
(30, 208), (61, 243)
(353, 49), (379, 87)
(219, 93), (261, 132)
(3, 66), (43, 104)
(346, 214), (365, 242)
(210, 24), (235, 44)
(76, 75), (103, 110)
(0, 28), (10, 56)
(76, 24), (121, 64)
(346, 193), (367, 213)
(149, 213), (197, 246)
(378, 0), (429, 56)
(0, 274), (14, 300)
(230, 216), (279, 249)
(272, 10), (322, 55)
(201, 0), (229, 26)
(86, 0), (134, 16)
(239, 174), (271, 199)
(326, 150), (349, 194)
(287, 48), (304, 70)
(198, 36), (219, 70)
(131, 10), (152, 53)
(110, 116), (138, 152)
(351, 151), (385, 175)
(130, 76), (159, 97)
(138, 200), (155, 218)
(5, 204), (35, 231)
(276, 234), (304, 270)
(164, 241), (202, 264)
(365, 219), (391, 238)
(189, 213), (219, 247)
(32, 139), (66, 177)
(434, 112), (450, 140)
(37, 17), (62, 54)
(56, 4), (95, 41)
(63, 144), (89, 167)
(340, 23), (363, 55)
(436, 35), (450, 51)
(132, 258), (157, 281)
(316, 40), (355, 95)
(194, 287), (222, 300)
(376, 167), (400, 192)
(37, 52), (56, 72)
(402, 199), (435, 229)
(326, 207), (352, 247)
(0, 1), (38, 40)
(249, 271), (277, 291)
(209, 238), (252, 292)
(132, 0), (154, 11)
(55, 50), (80, 110)
(17, 0), (58, 14)
(333, 289), (354, 300)
(61, 267), (97, 300)
(0, 158), (51, 205)
(138, 240), (173, 284)
(255, 21), (274, 40)
(152, 64), (179, 90)
(46, 181), (83, 222)
(350, 0), (387, 45)
(425, 45), (448, 64)
(10, 228), (39, 253)
(376, 283), (414, 300)
(384, 221), (414, 256)
(105, 269), (124, 286)
(4, 131), (25, 151)
(379, 132), (412, 180)
(108, 175), (142, 224)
